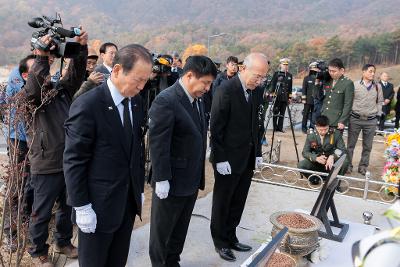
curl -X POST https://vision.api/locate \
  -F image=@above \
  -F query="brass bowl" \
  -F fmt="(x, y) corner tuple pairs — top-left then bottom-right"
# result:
(270, 211), (323, 256)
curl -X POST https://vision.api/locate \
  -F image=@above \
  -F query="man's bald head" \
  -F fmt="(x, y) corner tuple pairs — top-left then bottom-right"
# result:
(240, 53), (269, 90)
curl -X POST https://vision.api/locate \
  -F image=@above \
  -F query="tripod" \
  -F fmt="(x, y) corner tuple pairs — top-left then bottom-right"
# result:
(264, 78), (300, 163)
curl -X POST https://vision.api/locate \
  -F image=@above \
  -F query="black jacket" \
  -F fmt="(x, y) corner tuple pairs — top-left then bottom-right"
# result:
(380, 81), (394, 101)
(64, 83), (145, 233)
(270, 71), (293, 103)
(22, 46), (87, 174)
(211, 75), (264, 175)
(302, 74), (316, 104)
(211, 70), (236, 97)
(94, 64), (111, 75)
(148, 82), (206, 196)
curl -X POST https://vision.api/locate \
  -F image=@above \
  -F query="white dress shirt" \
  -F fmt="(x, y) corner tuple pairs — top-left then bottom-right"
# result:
(107, 79), (133, 125)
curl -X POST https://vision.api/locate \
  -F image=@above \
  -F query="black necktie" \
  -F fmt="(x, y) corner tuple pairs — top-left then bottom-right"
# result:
(246, 89), (252, 104)
(122, 98), (133, 150)
(192, 99), (201, 130)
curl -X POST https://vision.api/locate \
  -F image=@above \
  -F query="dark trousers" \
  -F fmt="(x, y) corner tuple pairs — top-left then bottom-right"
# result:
(28, 172), (72, 257)
(302, 104), (314, 131)
(312, 100), (323, 128)
(395, 109), (400, 129)
(149, 191), (198, 267)
(211, 167), (253, 249)
(78, 196), (136, 267)
(298, 157), (349, 177)
(273, 101), (287, 131)
(379, 104), (391, 131)
(4, 139), (34, 236)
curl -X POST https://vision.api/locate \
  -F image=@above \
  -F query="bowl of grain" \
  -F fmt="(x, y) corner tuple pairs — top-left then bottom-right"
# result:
(270, 211), (322, 256)
(265, 252), (297, 267)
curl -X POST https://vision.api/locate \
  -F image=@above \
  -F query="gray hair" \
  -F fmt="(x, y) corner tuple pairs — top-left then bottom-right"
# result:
(243, 53), (268, 69)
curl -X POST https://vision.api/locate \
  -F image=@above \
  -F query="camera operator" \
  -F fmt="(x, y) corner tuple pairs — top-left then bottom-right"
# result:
(22, 30), (88, 266)
(73, 49), (103, 100)
(3, 54), (35, 251)
(321, 58), (354, 131)
(270, 58), (293, 132)
(301, 62), (319, 133)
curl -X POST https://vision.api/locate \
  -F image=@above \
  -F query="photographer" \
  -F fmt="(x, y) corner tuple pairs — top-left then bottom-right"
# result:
(22, 30), (88, 266)
(73, 49), (103, 100)
(301, 62), (319, 133)
(270, 58), (293, 132)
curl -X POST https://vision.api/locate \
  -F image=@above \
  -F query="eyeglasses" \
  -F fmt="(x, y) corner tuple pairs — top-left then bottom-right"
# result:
(250, 73), (266, 83)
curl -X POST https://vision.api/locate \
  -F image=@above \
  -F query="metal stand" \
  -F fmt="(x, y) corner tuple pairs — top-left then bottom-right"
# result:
(264, 82), (299, 163)
(311, 174), (349, 242)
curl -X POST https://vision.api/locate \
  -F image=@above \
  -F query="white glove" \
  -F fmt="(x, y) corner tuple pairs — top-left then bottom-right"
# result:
(74, 203), (97, 233)
(216, 161), (232, 175)
(155, 180), (170, 199)
(141, 193), (145, 205)
(255, 157), (263, 169)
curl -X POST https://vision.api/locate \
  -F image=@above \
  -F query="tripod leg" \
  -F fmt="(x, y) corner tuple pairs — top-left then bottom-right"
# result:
(287, 104), (300, 162)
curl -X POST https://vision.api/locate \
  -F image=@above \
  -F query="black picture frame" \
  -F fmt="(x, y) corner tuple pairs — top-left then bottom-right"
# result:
(311, 155), (349, 242)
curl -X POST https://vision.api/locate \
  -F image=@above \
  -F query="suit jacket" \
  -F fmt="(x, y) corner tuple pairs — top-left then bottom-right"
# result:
(63, 83), (145, 233)
(380, 81), (394, 100)
(94, 64), (111, 75)
(211, 75), (264, 175)
(149, 81), (206, 196)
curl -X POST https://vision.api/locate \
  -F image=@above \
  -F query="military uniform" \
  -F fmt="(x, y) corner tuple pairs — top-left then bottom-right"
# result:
(270, 69), (293, 131)
(298, 128), (349, 176)
(321, 75), (354, 128)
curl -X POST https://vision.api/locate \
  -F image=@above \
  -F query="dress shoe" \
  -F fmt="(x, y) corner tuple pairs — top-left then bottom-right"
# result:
(231, 242), (252, 252)
(215, 247), (236, 262)
(32, 255), (54, 267)
(54, 244), (78, 258)
(358, 168), (367, 176)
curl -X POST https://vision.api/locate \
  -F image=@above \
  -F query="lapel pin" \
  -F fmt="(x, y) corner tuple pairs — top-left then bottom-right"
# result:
(108, 106), (113, 110)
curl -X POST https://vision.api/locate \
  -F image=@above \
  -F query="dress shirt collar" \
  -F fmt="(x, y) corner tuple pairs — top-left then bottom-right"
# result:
(238, 73), (250, 96)
(107, 79), (126, 106)
(179, 78), (195, 104)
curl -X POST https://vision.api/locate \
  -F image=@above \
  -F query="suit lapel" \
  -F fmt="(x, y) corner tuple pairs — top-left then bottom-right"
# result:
(101, 84), (130, 158)
(176, 83), (202, 133)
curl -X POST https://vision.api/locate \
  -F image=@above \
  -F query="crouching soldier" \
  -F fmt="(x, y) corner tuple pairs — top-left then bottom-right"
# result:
(298, 115), (349, 184)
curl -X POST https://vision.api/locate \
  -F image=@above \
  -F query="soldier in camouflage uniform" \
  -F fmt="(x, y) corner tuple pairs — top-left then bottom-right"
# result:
(298, 115), (349, 183)
(321, 58), (354, 130)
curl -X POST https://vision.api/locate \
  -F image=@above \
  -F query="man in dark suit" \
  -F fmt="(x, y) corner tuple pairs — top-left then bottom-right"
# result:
(148, 55), (217, 267)
(210, 53), (269, 262)
(94, 42), (118, 78)
(378, 72), (394, 131)
(63, 44), (152, 267)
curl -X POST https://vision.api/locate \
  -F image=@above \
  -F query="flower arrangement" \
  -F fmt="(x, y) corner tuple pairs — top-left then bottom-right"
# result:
(382, 129), (400, 195)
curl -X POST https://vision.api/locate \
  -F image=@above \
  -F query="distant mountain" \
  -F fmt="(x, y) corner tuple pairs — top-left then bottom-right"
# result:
(1, 0), (400, 64)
